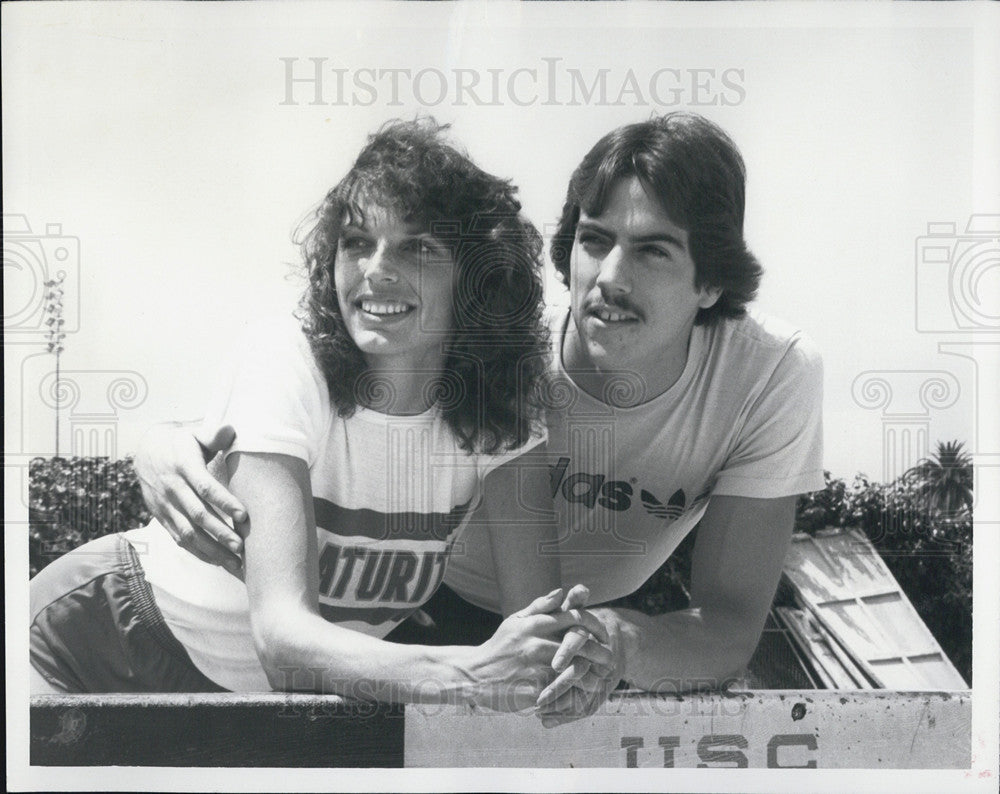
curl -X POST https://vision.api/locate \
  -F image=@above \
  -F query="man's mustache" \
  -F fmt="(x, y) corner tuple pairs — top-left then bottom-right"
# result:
(585, 294), (645, 321)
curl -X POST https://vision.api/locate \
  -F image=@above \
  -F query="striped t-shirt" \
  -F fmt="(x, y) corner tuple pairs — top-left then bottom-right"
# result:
(126, 319), (541, 691)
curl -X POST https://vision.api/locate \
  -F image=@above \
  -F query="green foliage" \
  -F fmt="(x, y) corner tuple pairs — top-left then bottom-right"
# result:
(794, 448), (972, 685)
(794, 471), (852, 533)
(29, 456), (150, 578)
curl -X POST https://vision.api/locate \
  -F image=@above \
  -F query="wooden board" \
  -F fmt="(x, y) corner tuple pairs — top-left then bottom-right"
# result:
(782, 529), (968, 689)
(775, 607), (864, 689)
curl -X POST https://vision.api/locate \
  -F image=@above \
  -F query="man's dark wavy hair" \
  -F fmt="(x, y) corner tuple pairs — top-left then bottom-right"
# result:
(550, 112), (763, 326)
(296, 118), (548, 454)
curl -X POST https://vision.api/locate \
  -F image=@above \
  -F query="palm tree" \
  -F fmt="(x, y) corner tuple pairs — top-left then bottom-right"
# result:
(903, 440), (974, 520)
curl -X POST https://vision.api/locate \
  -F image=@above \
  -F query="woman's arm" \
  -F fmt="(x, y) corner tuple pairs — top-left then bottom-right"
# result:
(227, 450), (604, 708)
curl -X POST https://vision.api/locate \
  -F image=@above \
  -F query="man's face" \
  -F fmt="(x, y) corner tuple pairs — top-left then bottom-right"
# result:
(569, 176), (720, 393)
(335, 203), (455, 371)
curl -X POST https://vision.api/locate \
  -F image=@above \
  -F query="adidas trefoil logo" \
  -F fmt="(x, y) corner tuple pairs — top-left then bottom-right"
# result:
(641, 488), (686, 522)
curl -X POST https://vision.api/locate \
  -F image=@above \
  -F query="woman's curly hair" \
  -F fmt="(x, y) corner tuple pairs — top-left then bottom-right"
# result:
(297, 118), (549, 454)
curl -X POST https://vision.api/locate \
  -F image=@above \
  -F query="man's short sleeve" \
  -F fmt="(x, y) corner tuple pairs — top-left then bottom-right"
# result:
(200, 320), (330, 467)
(712, 334), (824, 499)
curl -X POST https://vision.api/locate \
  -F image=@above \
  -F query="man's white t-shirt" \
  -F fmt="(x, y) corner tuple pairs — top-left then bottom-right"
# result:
(444, 308), (825, 611)
(127, 320), (540, 691)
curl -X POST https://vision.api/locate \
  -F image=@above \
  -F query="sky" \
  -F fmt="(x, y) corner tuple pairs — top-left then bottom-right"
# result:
(4, 3), (997, 485)
(4, 3), (999, 792)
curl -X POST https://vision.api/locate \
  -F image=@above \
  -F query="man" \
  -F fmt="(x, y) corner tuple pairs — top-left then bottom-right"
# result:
(135, 112), (823, 723)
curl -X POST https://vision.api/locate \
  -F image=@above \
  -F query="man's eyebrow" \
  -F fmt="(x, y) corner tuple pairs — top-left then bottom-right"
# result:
(632, 232), (687, 252)
(341, 219), (433, 236)
(576, 220), (687, 251)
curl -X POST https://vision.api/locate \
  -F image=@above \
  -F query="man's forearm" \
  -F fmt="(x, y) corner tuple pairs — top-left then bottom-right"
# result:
(593, 605), (762, 692)
(602, 496), (796, 692)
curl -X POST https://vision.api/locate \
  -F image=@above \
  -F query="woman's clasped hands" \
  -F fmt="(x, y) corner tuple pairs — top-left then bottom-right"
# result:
(465, 584), (624, 727)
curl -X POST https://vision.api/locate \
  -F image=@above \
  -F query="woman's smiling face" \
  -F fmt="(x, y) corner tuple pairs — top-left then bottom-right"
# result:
(334, 203), (455, 371)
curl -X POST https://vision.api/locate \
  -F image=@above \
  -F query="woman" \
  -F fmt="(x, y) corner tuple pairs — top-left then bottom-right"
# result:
(30, 119), (609, 709)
